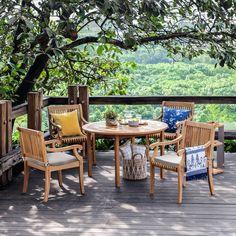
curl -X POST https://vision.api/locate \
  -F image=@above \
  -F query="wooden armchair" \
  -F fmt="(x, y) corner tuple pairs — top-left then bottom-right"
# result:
(149, 121), (215, 204)
(153, 101), (194, 140)
(48, 104), (96, 164)
(18, 127), (84, 202)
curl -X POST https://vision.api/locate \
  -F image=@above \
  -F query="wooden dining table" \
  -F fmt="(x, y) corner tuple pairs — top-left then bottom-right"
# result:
(82, 120), (168, 188)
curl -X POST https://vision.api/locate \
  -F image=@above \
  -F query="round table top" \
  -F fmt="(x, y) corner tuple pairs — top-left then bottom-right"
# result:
(82, 120), (168, 137)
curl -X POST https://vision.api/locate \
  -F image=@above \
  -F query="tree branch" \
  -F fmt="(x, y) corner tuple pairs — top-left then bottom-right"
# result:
(60, 30), (236, 52)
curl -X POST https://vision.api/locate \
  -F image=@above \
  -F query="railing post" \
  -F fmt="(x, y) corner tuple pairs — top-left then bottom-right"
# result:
(27, 92), (42, 130)
(79, 85), (89, 121)
(5, 101), (13, 182)
(0, 101), (7, 185)
(0, 100), (13, 185)
(68, 85), (78, 104)
(38, 91), (43, 131)
(6, 101), (12, 152)
(0, 101), (7, 156)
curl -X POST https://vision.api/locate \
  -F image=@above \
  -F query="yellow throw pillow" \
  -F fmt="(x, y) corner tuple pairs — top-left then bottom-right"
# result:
(51, 110), (83, 136)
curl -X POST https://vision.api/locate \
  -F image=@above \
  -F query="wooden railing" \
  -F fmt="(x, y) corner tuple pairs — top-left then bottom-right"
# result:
(89, 96), (236, 105)
(1, 84), (236, 185)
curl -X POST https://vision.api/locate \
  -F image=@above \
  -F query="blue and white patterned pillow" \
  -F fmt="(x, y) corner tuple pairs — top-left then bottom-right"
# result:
(185, 145), (207, 181)
(162, 107), (190, 132)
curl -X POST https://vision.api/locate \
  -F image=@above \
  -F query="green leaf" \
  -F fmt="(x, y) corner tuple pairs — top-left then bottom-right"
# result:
(7, 16), (17, 25)
(25, 20), (34, 29)
(97, 45), (104, 55)
(45, 28), (53, 37)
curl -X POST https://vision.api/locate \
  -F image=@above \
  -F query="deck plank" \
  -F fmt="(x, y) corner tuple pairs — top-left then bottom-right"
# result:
(0, 151), (236, 236)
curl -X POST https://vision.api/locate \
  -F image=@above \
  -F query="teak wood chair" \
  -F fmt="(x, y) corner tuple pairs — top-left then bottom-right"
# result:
(18, 127), (85, 202)
(48, 104), (96, 164)
(153, 101), (194, 141)
(149, 121), (215, 204)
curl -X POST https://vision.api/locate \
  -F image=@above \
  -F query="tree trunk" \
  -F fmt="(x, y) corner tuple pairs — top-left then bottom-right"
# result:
(14, 54), (49, 105)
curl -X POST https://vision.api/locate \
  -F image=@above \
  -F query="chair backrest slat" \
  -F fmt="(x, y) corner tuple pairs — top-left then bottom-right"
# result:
(181, 121), (215, 157)
(18, 127), (47, 163)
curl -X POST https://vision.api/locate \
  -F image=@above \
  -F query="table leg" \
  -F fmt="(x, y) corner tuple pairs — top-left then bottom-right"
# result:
(92, 133), (96, 166)
(114, 136), (120, 188)
(146, 135), (150, 160)
(131, 137), (135, 144)
(87, 132), (93, 177)
(160, 130), (165, 178)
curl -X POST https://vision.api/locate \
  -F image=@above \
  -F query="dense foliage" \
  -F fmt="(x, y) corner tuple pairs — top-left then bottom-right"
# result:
(88, 57), (236, 150)
(90, 50), (236, 129)
(0, 0), (236, 104)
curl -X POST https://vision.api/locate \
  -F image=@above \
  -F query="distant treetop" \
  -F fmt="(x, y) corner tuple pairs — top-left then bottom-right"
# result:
(0, 0), (235, 103)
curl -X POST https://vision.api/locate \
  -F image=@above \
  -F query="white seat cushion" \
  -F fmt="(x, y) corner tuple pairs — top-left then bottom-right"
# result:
(26, 152), (78, 166)
(154, 152), (181, 167)
(47, 152), (78, 166)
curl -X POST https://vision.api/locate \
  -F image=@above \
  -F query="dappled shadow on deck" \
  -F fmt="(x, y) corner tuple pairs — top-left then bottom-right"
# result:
(1, 152), (236, 236)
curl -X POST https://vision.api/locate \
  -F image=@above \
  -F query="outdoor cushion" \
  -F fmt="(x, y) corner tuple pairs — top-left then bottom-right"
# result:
(120, 141), (132, 160)
(132, 144), (146, 160)
(50, 110), (83, 136)
(153, 152), (181, 168)
(47, 152), (78, 166)
(162, 107), (190, 132)
(26, 152), (78, 166)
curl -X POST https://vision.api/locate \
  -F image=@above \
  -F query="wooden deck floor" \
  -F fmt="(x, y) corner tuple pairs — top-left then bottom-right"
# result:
(1, 151), (236, 236)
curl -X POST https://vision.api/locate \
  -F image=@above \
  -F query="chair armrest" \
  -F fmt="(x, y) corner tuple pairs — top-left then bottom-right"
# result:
(49, 118), (62, 139)
(176, 120), (187, 136)
(80, 116), (88, 125)
(149, 135), (183, 149)
(149, 135), (183, 160)
(176, 120), (185, 128)
(46, 144), (83, 153)
(186, 113), (193, 122)
(203, 141), (212, 149)
(72, 148), (83, 162)
(50, 118), (62, 131)
(177, 149), (185, 156)
(176, 148), (186, 166)
(203, 141), (215, 161)
(45, 139), (62, 148)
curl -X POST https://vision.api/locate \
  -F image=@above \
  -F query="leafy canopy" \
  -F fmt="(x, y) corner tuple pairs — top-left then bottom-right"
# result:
(0, 0), (235, 100)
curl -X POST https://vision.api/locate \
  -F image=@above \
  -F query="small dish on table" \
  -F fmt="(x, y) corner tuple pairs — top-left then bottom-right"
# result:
(128, 119), (139, 127)
(119, 119), (128, 125)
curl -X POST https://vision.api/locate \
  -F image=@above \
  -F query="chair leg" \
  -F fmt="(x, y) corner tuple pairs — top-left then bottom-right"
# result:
(82, 142), (86, 159)
(57, 170), (63, 188)
(177, 167), (183, 204)
(183, 174), (186, 188)
(160, 168), (165, 179)
(44, 168), (51, 202)
(207, 163), (214, 195)
(92, 134), (96, 166)
(23, 161), (30, 193)
(150, 163), (155, 194)
(78, 163), (85, 195)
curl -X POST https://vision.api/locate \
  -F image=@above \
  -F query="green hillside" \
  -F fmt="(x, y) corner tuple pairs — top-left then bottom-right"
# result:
(90, 59), (236, 130)
(127, 63), (236, 96)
